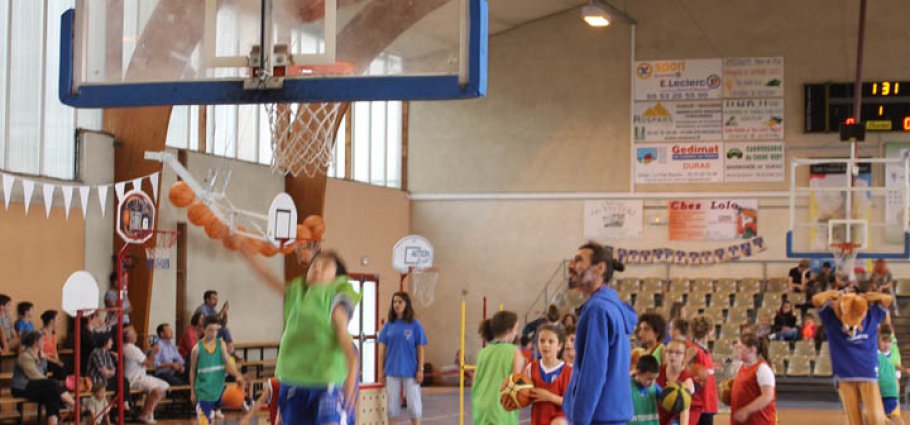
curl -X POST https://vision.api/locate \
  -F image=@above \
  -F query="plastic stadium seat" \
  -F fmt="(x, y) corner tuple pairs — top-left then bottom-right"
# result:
(787, 357), (812, 376)
(691, 278), (715, 291)
(766, 278), (789, 294)
(618, 278), (641, 293)
(771, 358), (787, 376)
(896, 279), (910, 296)
(787, 292), (806, 305)
(818, 342), (829, 358)
(701, 306), (726, 322)
(793, 341), (816, 358)
(732, 293), (756, 309)
(739, 278), (763, 294)
(641, 278), (664, 294)
(716, 279), (738, 293)
(763, 293), (783, 309)
(634, 294), (656, 309)
(687, 295), (708, 309)
(719, 323), (741, 340)
(710, 292), (733, 308)
(617, 289), (634, 304)
(769, 341), (791, 358)
(668, 278), (690, 292)
(813, 357), (832, 376)
(727, 307), (751, 324)
(713, 338), (735, 357)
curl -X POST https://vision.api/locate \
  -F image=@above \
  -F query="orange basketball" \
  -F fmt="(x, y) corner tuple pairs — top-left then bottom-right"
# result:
(311, 222), (326, 240)
(719, 378), (734, 406)
(168, 181), (195, 208)
(688, 363), (710, 386)
(220, 383), (245, 410)
(204, 220), (229, 240)
(303, 214), (324, 229)
(259, 241), (279, 257)
(222, 234), (242, 251)
(187, 202), (215, 227)
(296, 224), (313, 242)
(280, 241), (297, 255)
(499, 373), (533, 411)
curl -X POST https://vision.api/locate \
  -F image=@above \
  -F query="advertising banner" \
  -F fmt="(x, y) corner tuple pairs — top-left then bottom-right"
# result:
(722, 98), (784, 140)
(634, 59), (723, 101)
(723, 57), (784, 98)
(633, 101), (722, 142)
(723, 142), (785, 182)
(635, 143), (724, 183)
(668, 199), (759, 241)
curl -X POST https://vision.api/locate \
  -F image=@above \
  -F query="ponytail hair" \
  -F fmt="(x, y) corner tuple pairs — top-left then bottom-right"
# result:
(478, 310), (518, 343)
(740, 332), (769, 362)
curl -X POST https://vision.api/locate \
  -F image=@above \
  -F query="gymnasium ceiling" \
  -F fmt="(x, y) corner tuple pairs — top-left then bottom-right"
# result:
(487, 0), (590, 34)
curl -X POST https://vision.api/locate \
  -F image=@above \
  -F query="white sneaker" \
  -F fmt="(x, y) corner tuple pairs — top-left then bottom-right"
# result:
(138, 414), (157, 424)
(214, 409), (225, 419)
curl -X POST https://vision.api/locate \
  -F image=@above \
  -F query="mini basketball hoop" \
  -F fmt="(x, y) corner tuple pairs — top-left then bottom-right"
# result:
(143, 230), (179, 270)
(264, 62), (355, 178)
(830, 242), (863, 283)
(408, 267), (439, 308)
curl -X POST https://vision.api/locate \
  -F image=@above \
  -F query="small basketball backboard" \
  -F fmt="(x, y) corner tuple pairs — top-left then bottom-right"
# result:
(787, 156), (910, 259)
(393, 235), (434, 273)
(117, 190), (156, 244)
(267, 193), (298, 244)
(59, 0), (488, 107)
(61, 271), (100, 317)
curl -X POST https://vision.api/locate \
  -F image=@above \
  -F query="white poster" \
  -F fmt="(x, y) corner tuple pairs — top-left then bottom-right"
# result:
(885, 143), (910, 243)
(723, 142), (785, 182)
(669, 199), (759, 241)
(634, 59), (723, 101)
(633, 101), (722, 142)
(635, 143), (724, 184)
(723, 57), (784, 98)
(722, 98), (784, 140)
(584, 200), (643, 240)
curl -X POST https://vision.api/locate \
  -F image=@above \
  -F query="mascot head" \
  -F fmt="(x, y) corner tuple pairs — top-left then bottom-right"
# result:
(826, 292), (893, 337)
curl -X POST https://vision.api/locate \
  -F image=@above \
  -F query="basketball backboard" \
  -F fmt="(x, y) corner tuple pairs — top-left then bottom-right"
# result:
(59, 0), (487, 107)
(787, 156), (910, 259)
(61, 271), (99, 317)
(393, 235), (434, 273)
(117, 190), (156, 244)
(267, 193), (298, 244)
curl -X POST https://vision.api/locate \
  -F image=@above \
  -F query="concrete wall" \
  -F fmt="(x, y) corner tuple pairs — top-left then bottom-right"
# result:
(408, 0), (910, 367)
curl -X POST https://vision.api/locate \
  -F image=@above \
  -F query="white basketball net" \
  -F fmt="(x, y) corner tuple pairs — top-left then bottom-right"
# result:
(266, 102), (344, 177)
(409, 268), (439, 307)
(145, 231), (178, 270)
(831, 243), (861, 283)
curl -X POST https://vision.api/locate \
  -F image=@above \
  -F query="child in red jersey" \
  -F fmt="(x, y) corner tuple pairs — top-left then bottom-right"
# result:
(524, 324), (572, 425)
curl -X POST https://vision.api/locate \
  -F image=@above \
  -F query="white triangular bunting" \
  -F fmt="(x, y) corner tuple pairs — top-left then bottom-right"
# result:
(42, 184), (55, 218)
(150, 172), (160, 200)
(22, 180), (35, 215)
(114, 182), (126, 203)
(132, 178), (142, 193)
(62, 186), (74, 219)
(1, 174), (13, 210)
(78, 186), (90, 217)
(98, 185), (109, 217)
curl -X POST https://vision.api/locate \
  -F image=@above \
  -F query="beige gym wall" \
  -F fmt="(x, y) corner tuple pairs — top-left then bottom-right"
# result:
(409, 0), (910, 367)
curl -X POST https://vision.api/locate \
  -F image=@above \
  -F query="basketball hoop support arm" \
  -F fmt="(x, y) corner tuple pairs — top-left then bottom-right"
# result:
(145, 151), (279, 243)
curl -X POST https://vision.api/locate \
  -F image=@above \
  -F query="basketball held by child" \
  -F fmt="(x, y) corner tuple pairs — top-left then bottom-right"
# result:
(720, 378), (734, 406)
(687, 363), (710, 386)
(659, 382), (691, 414)
(499, 373), (533, 411)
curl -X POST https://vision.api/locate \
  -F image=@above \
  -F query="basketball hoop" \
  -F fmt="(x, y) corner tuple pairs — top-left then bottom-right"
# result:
(830, 242), (863, 283)
(408, 267), (439, 307)
(144, 230), (179, 270)
(264, 63), (355, 178)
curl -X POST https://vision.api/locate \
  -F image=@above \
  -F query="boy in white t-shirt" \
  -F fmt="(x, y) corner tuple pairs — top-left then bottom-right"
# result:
(123, 326), (170, 424)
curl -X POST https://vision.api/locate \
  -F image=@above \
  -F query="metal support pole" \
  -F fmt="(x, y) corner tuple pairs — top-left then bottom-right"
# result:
(116, 242), (130, 425)
(74, 310), (82, 425)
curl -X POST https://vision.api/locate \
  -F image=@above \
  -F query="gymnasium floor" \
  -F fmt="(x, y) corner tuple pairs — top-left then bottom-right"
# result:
(147, 387), (906, 424)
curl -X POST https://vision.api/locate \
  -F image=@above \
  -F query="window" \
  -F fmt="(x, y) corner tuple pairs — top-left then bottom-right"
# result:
(348, 273), (379, 384)
(0, 1), (100, 180)
(351, 100), (404, 189)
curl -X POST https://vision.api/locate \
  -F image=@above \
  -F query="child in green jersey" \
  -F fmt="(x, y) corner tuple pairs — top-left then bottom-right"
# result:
(190, 316), (245, 425)
(628, 355), (660, 425)
(879, 326), (904, 425)
(471, 310), (524, 425)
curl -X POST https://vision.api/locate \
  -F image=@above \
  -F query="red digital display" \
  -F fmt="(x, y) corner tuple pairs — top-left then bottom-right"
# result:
(904, 116), (910, 132)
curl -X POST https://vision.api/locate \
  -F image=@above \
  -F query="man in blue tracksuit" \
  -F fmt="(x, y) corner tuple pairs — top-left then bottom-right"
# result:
(563, 242), (637, 425)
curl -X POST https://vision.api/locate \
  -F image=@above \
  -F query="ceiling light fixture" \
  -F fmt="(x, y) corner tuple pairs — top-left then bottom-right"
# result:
(582, 2), (610, 27)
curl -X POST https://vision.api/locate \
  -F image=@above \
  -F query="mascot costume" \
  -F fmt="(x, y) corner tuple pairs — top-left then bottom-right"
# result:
(812, 289), (892, 425)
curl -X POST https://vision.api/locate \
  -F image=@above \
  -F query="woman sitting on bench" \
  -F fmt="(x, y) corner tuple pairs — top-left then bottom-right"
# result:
(11, 331), (75, 425)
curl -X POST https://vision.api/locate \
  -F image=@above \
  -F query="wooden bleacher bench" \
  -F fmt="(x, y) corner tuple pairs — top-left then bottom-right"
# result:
(234, 342), (280, 361)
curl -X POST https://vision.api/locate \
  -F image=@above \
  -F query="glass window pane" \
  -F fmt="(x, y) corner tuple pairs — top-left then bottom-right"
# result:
(347, 280), (362, 336)
(386, 102), (402, 189)
(7, 0), (44, 174)
(212, 105), (237, 157)
(43, 0), (76, 179)
(166, 106), (189, 149)
(352, 102), (370, 182)
(362, 281), (377, 336)
(189, 106), (200, 151)
(370, 102), (386, 185)
(237, 105), (258, 162)
(329, 115), (346, 178)
(258, 105), (272, 165)
(0, 0), (7, 168)
(362, 339), (376, 384)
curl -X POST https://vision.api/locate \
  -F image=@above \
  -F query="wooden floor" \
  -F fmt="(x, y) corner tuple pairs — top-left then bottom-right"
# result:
(141, 387), (910, 424)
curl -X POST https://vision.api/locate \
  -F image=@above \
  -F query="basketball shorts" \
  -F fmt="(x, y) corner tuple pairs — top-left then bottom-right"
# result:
(883, 396), (900, 417)
(196, 401), (217, 425)
(279, 382), (356, 425)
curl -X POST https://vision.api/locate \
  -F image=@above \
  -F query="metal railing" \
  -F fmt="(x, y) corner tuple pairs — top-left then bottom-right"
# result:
(523, 259), (569, 325)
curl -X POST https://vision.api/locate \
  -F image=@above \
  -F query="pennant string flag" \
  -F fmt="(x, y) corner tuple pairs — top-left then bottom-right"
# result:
(78, 186), (90, 218)
(114, 182), (126, 203)
(2, 174), (13, 210)
(98, 185), (109, 217)
(42, 184), (55, 218)
(62, 186), (74, 219)
(150, 172), (160, 201)
(131, 177), (142, 193)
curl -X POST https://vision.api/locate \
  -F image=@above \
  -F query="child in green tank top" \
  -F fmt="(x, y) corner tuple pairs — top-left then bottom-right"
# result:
(190, 316), (244, 425)
(471, 310), (524, 425)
